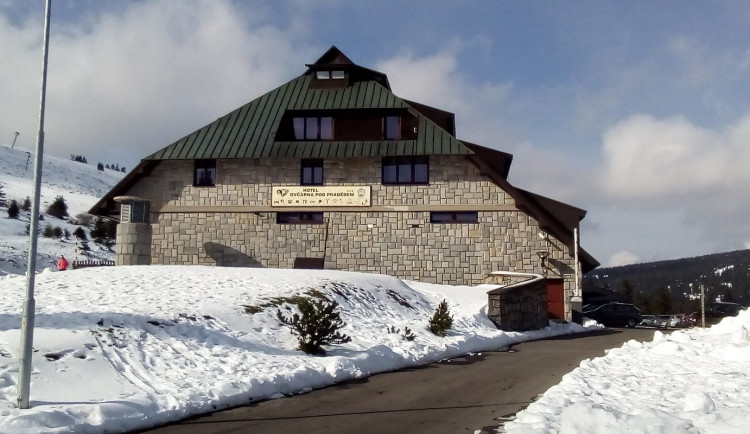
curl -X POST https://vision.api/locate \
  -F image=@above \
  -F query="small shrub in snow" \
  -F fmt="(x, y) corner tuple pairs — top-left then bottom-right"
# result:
(0, 184), (5, 207)
(22, 197), (31, 211)
(46, 195), (69, 219)
(277, 296), (351, 355)
(387, 325), (416, 341)
(7, 200), (19, 219)
(73, 226), (87, 241)
(42, 224), (55, 238)
(73, 213), (94, 227)
(53, 226), (63, 238)
(63, 228), (71, 239)
(428, 300), (453, 337)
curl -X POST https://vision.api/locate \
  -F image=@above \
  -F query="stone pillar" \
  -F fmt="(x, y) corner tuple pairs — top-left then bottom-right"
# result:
(114, 196), (152, 265)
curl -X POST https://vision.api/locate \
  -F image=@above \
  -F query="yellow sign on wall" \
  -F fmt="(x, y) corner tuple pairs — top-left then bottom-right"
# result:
(271, 185), (371, 207)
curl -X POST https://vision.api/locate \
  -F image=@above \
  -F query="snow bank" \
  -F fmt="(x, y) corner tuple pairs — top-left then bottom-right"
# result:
(0, 266), (590, 433)
(503, 309), (750, 434)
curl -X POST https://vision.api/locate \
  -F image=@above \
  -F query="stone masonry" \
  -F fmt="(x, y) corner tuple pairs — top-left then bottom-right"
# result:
(122, 155), (580, 320)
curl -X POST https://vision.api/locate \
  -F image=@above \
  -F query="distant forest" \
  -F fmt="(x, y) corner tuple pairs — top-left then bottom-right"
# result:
(583, 249), (750, 314)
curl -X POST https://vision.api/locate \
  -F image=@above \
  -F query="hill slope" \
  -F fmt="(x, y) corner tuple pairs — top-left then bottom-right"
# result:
(0, 143), (125, 275)
(584, 250), (750, 309)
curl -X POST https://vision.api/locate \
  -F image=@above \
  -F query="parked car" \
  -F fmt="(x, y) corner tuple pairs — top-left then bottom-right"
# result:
(707, 302), (744, 318)
(653, 314), (683, 328)
(583, 302), (642, 328)
(640, 315), (656, 327)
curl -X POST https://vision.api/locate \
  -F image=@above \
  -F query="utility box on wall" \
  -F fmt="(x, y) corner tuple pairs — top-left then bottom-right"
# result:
(114, 196), (152, 265)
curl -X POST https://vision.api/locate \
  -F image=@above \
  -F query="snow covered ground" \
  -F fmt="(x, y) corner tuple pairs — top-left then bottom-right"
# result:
(0, 142), (124, 275)
(2, 141), (749, 434)
(502, 309), (750, 434)
(0, 266), (592, 433)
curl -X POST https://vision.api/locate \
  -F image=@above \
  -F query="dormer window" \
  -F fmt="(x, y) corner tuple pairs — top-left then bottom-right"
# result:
(384, 116), (401, 140)
(293, 116), (333, 140)
(315, 70), (345, 80)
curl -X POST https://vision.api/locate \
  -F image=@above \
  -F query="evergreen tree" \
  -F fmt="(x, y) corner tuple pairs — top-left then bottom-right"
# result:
(277, 297), (351, 355)
(46, 195), (69, 219)
(42, 224), (55, 238)
(73, 226), (87, 241)
(0, 184), (5, 207)
(97, 162), (104, 171)
(619, 279), (635, 303)
(22, 197), (31, 211)
(428, 299), (453, 336)
(7, 200), (19, 219)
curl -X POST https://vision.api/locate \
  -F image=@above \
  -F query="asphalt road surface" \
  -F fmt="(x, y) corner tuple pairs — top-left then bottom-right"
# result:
(138, 327), (659, 434)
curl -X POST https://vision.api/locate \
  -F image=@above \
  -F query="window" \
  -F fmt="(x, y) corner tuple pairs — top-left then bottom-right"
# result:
(384, 116), (401, 139)
(301, 159), (324, 185)
(293, 117), (333, 140)
(193, 159), (216, 186)
(315, 70), (345, 80)
(382, 156), (429, 184)
(276, 212), (324, 224)
(430, 211), (479, 224)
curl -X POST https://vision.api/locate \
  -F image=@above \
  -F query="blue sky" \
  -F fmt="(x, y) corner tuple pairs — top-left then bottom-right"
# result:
(2, 0), (750, 267)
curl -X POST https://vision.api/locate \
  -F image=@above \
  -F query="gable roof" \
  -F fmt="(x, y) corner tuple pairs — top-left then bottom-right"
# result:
(145, 75), (469, 160)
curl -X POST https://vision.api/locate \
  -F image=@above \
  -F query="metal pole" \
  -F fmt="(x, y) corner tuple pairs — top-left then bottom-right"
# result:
(12, 131), (19, 148)
(573, 228), (580, 296)
(700, 284), (705, 328)
(18, 0), (52, 409)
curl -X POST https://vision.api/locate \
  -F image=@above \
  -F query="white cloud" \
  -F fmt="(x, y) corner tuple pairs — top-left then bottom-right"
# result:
(0, 0), (309, 168)
(599, 114), (732, 199)
(607, 250), (641, 267)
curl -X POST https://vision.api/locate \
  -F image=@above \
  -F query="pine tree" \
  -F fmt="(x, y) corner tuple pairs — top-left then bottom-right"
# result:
(7, 200), (19, 219)
(428, 299), (453, 336)
(22, 197), (31, 212)
(97, 162), (104, 171)
(277, 297), (351, 355)
(73, 226), (87, 241)
(46, 195), (69, 219)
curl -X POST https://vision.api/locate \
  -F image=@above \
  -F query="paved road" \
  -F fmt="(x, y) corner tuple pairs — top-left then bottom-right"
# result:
(139, 327), (659, 434)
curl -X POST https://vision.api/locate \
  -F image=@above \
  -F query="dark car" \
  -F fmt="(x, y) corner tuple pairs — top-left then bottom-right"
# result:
(707, 302), (744, 318)
(583, 302), (643, 328)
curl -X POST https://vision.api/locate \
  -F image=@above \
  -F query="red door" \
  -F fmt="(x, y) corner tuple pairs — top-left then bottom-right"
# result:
(546, 279), (565, 320)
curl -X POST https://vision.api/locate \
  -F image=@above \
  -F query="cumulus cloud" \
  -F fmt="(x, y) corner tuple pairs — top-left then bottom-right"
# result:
(607, 251), (641, 267)
(0, 0), (309, 167)
(375, 48), (515, 144)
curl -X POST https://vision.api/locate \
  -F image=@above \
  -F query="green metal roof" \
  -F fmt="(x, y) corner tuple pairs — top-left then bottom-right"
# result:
(145, 74), (471, 161)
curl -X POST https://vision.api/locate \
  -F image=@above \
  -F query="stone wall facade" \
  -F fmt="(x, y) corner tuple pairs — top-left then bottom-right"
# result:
(121, 155), (580, 320)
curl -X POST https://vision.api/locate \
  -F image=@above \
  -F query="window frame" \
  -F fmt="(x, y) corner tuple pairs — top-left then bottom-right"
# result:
(293, 116), (334, 140)
(276, 212), (325, 225)
(193, 159), (217, 187)
(384, 116), (401, 140)
(301, 158), (324, 185)
(382, 156), (429, 185)
(429, 211), (479, 224)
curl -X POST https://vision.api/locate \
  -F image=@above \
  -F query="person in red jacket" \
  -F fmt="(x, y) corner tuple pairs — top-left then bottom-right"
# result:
(57, 255), (69, 271)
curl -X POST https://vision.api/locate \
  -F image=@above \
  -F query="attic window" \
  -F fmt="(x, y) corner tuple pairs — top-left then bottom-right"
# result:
(315, 70), (345, 80)
(384, 116), (401, 139)
(293, 117), (333, 140)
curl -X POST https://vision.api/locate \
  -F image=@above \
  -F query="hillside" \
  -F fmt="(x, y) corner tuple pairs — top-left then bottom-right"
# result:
(584, 250), (750, 310)
(0, 143), (125, 275)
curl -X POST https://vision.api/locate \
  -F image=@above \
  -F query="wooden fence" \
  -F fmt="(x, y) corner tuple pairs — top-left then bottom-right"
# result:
(72, 259), (115, 270)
